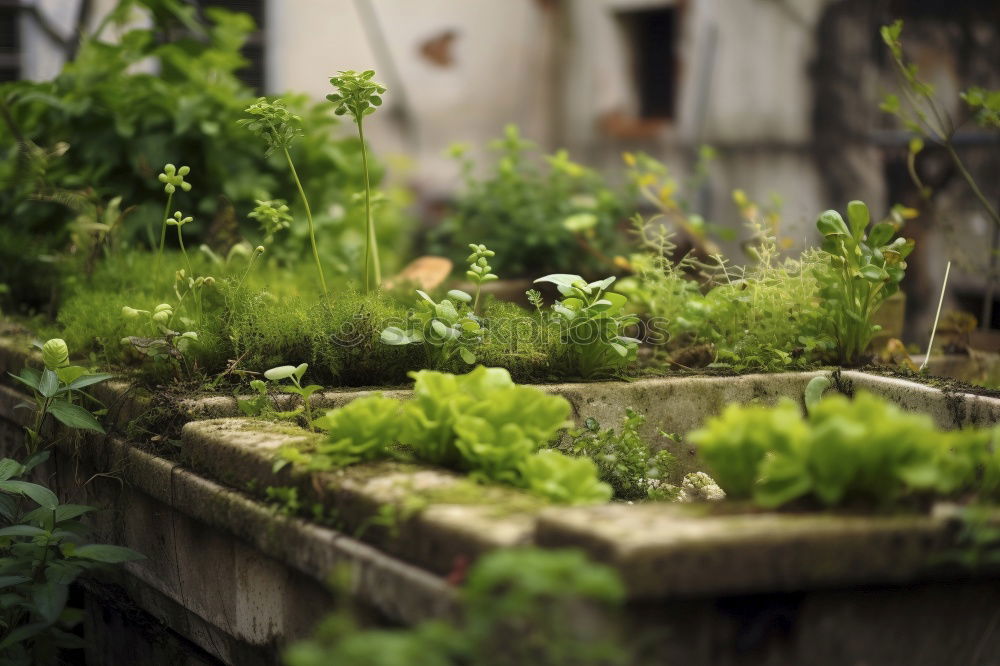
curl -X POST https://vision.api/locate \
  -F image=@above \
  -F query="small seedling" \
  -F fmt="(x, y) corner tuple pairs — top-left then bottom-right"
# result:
(8, 338), (112, 454)
(155, 163), (191, 273)
(264, 363), (323, 431)
(815, 200), (913, 364)
(249, 199), (293, 244)
(465, 243), (498, 314)
(327, 70), (387, 292)
(381, 289), (483, 366)
(532, 274), (640, 378)
(166, 210), (194, 274)
(239, 98), (328, 296)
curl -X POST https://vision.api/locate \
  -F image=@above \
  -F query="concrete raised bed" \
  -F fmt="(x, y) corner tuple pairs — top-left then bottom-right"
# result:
(1, 328), (999, 665)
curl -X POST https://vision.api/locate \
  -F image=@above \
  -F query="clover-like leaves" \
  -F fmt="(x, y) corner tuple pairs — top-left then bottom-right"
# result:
(166, 211), (192, 227)
(237, 97), (302, 156)
(158, 164), (191, 194)
(249, 199), (293, 239)
(326, 70), (386, 124)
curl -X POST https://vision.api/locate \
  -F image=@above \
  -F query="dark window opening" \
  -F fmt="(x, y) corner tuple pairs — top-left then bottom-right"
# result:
(202, 0), (266, 92)
(886, 0), (1000, 21)
(616, 6), (679, 120)
(0, 3), (20, 82)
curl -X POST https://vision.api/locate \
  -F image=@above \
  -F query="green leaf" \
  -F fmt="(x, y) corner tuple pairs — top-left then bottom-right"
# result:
(859, 265), (887, 282)
(0, 621), (48, 650)
(263, 365), (297, 381)
(32, 581), (68, 624)
(37, 369), (59, 398)
(534, 274), (584, 290)
(8, 369), (40, 392)
(447, 289), (472, 303)
(0, 459), (22, 482)
(0, 480), (58, 509)
(23, 504), (94, 525)
(55, 366), (87, 386)
(867, 222), (895, 248)
(64, 373), (114, 391)
(70, 544), (145, 564)
(459, 348), (476, 365)
(47, 401), (105, 433)
(380, 327), (415, 345)
(0, 525), (48, 538)
(816, 210), (850, 238)
(0, 576), (30, 589)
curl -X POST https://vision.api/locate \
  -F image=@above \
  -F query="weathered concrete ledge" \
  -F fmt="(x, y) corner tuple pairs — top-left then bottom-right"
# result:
(535, 502), (990, 599)
(4, 328), (1000, 664)
(181, 418), (541, 577)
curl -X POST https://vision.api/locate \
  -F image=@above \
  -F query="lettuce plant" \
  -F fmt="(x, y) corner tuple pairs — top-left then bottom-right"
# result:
(328, 70), (387, 292)
(307, 395), (402, 467)
(532, 274), (639, 378)
(403, 367), (569, 467)
(275, 367), (606, 505)
(690, 391), (1000, 509)
(815, 201), (914, 365)
(518, 450), (612, 505)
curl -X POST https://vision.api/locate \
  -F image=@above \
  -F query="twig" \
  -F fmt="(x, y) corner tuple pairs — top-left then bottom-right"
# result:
(920, 260), (951, 372)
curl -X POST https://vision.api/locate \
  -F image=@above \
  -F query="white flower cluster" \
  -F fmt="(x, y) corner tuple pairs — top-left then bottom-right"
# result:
(676, 472), (726, 503)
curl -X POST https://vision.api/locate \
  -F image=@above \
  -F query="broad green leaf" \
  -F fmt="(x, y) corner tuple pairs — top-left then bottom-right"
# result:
(867, 222), (895, 248)
(816, 210), (850, 238)
(859, 265), (887, 282)
(263, 365), (297, 381)
(0, 525), (47, 538)
(459, 348), (476, 365)
(55, 366), (87, 386)
(32, 581), (68, 625)
(0, 621), (48, 650)
(23, 504), (94, 525)
(0, 480), (58, 509)
(0, 459), (21, 482)
(846, 200), (870, 240)
(8, 369), (40, 392)
(603, 292), (627, 314)
(37, 369), (59, 398)
(48, 401), (105, 433)
(0, 576), (30, 589)
(64, 373), (114, 391)
(447, 289), (472, 303)
(534, 274), (584, 289)
(70, 544), (145, 564)
(380, 327), (414, 345)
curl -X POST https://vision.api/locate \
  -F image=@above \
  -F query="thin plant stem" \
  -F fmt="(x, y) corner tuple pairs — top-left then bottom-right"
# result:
(155, 191), (173, 275)
(283, 147), (328, 296)
(357, 120), (381, 292)
(945, 143), (1000, 229)
(175, 224), (192, 276)
(235, 247), (264, 292)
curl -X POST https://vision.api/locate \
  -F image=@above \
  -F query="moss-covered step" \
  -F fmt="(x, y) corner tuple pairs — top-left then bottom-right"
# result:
(181, 418), (545, 576)
(535, 502), (995, 599)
